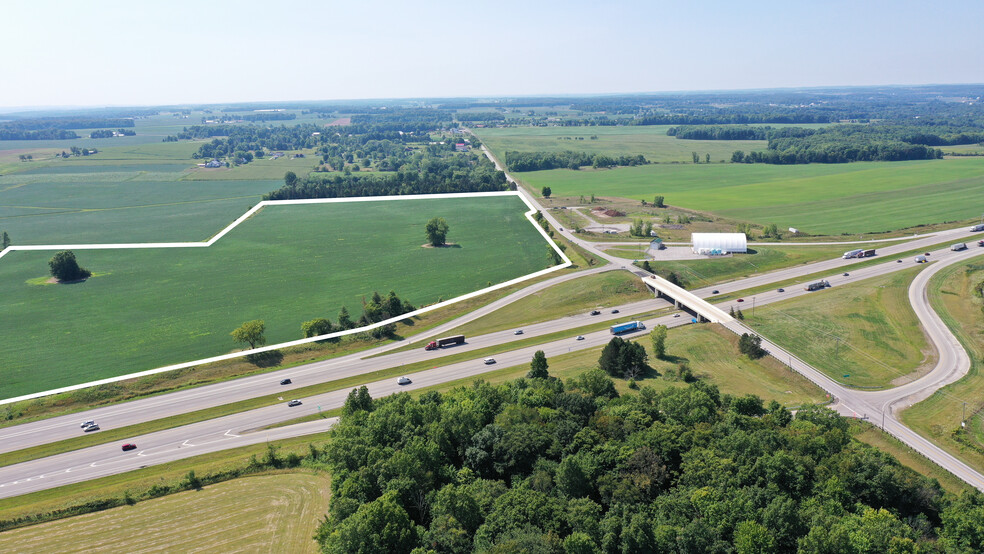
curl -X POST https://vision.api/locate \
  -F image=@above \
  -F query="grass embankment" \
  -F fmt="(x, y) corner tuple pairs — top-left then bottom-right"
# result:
(510, 157), (984, 235)
(0, 473), (329, 553)
(0, 196), (550, 398)
(901, 255), (984, 474)
(743, 268), (932, 389)
(0, 433), (322, 530)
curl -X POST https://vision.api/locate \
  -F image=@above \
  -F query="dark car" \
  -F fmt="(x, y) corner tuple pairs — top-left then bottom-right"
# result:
(590, 310), (601, 315)
(737, 298), (744, 303)
(611, 309), (620, 314)
(122, 443), (137, 452)
(287, 399), (302, 407)
(843, 272), (849, 277)
(777, 288), (785, 293)
(897, 259), (903, 263)
(712, 290), (719, 294)
(280, 378), (292, 385)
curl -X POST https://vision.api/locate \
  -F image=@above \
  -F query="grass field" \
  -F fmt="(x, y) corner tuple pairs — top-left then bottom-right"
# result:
(0, 159), (276, 244)
(474, 125), (767, 163)
(0, 473), (328, 552)
(901, 255), (984, 474)
(510, 157), (984, 235)
(0, 195), (552, 398)
(744, 268), (932, 389)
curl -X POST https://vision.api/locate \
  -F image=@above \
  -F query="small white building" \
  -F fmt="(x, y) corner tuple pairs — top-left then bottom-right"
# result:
(691, 233), (747, 255)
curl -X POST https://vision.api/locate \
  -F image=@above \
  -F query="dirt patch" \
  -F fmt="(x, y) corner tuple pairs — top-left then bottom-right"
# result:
(591, 208), (625, 218)
(325, 117), (351, 126)
(45, 276), (89, 285)
(420, 243), (460, 249)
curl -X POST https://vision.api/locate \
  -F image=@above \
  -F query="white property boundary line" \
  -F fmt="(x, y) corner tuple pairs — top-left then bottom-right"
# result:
(0, 191), (571, 405)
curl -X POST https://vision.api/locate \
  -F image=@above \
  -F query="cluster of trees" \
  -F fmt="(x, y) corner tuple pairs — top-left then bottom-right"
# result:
(264, 155), (507, 200)
(505, 150), (648, 171)
(89, 129), (135, 138)
(313, 358), (973, 553)
(17, 154), (33, 161)
(301, 291), (417, 341)
(629, 219), (653, 237)
(669, 125), (817, 141)
(425, 218), (450, 247)
(60, 146), (98, 157)
(598, 336), (648, 380)
(738, 333), (767, 358)
(48, 250), (91, 282)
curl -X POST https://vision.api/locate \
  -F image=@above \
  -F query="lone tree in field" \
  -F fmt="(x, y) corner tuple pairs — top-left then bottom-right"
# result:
(425, 217), (450, 247)
(541, 186), (552, 198)
(49, 250), (91, 282)
(527, 350), (549, 379)
(231, 319), (266, 350)
(650, 324), (668, 359)
(1, 230), (10, 249)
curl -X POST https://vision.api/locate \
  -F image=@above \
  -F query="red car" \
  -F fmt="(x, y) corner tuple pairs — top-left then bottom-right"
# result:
(737, 298), (745, 303)
(122, 443), (137, 451)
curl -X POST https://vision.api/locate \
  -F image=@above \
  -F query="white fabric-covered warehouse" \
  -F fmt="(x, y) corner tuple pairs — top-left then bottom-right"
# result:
(691, 233), (747, 255)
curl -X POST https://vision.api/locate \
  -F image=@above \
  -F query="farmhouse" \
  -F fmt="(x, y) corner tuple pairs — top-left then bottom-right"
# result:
(204, 159), (223, 168)
(691, 233), (747, 255)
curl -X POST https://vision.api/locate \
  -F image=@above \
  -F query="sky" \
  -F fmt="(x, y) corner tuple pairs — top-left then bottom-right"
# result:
(2, 0), (983, 108)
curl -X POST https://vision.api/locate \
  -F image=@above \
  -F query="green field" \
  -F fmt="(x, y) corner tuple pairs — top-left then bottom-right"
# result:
(744, 268), (932, 389)
(901, 255), (984, 474)
(0, 195), (552, 398)
(475, 125), (767, 163)
(0, 473), (328, 552)
(510, 157), (984, 235)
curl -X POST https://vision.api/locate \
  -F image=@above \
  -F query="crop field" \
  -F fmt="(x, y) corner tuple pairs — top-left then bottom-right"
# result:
(0, 161), (275, 244)
(902, 255), (984, 474)
(511, 157), (984, 235)
(0, 473), (329, 553)
(475, 125), (768, 164)
(744, 267), (932, 389)
(0, 195), (552, 398)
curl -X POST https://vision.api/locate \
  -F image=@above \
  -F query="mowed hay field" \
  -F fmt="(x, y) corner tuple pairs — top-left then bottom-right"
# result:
(0, 473), (329, 553)
(0, 195), (552, 398)
(744, 267), (933, 389)
(475, 125), (768, 163)
(510, 157), (984, 235)
(0, 157), (276, 244)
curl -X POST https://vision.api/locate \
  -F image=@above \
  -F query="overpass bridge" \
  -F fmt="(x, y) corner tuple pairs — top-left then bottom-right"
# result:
(641, 275), (733, 324)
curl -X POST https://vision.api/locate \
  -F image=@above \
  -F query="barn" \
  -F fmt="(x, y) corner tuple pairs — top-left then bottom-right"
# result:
(691, 233), (747, 255)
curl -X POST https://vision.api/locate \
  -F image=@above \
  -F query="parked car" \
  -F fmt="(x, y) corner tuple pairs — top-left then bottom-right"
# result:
(121, 443), (137, 451)
(590, 310), (601, 315)
(84, 424), (100, 432)
(280, 378), (292, 385)
(514, 330), (523, 335)
(484, 358), (496, 365)
(81, 420), (95, 429)
(777, 288), (785, 293)
(397, 376), (412, 385)
(576, 335), (585, 340)
(287, 399), (302, 407)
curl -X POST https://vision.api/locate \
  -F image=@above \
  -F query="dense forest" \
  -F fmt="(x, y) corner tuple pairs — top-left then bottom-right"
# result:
(0, 129), (78, 140)
(311, 353), (984, 553)
(0, 116), (134, 131)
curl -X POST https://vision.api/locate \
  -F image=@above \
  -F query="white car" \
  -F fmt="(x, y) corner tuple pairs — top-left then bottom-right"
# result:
(576, 335), (585, 341)
(484, 358), (496, 365)
(83, 424), (100, 432)
(81, 420), (95, 429)
(398, 376), (412, 385)
(514, 330), (523, 335)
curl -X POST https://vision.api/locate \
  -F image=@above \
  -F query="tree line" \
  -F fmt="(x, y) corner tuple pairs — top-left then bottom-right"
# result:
(0, 116), (134, 131)
(505, 150), (648, 171)
(264, 155), (507, 200)
(312, 347), (976, 552)
(89, 129), (136, 138)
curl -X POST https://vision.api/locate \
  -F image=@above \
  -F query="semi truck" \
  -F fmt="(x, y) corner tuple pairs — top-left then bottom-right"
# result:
(951, 242), (968, 251)
(610, 321), (646, 335)
(971, 224), (984, 232)
(858, 249), (876, 258)
(842, 249), (864, 259)
(424, 335), (465, 350)
(804, 280), (830, 291)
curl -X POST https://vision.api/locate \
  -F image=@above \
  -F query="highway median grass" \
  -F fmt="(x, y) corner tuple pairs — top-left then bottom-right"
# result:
(743, 268), (932, 389)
